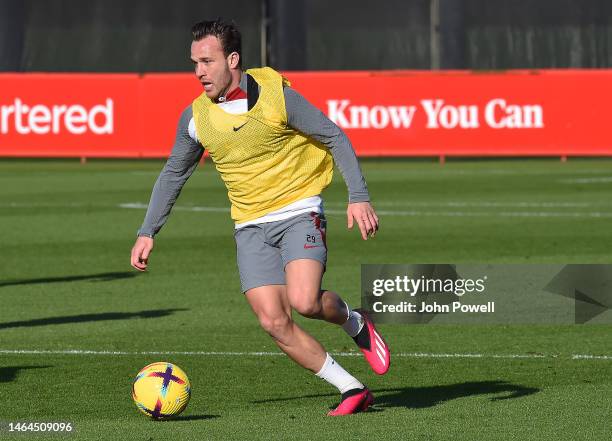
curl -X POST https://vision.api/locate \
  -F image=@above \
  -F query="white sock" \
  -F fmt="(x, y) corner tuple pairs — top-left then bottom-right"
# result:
(341, 303), (364, 337)
(315, 353), (364, 394)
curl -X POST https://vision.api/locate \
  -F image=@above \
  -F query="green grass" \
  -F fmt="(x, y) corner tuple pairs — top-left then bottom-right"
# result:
(0, 158), (611, 440)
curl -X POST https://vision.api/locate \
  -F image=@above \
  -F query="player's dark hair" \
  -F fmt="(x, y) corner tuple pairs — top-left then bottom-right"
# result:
(191, 19), (242, 67)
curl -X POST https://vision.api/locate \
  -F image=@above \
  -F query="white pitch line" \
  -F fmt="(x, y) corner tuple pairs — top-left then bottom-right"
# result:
(560, 177), (612, 184)
(367, 210), (612, 218)
(118, 202), (612, 219)
(571, 354), (612, 360)
(4, 202), (612, 219)
(366, 169), (612, 177)
(119, 202), (229, 213)
(0, 349), (285, 356)
(0, 202), (90, 208)
(326, 201), (593, 208)
(0, 349), (609, 360)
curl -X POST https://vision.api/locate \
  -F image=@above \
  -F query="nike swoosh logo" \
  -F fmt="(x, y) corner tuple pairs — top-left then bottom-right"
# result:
(233, 122), (247, 131)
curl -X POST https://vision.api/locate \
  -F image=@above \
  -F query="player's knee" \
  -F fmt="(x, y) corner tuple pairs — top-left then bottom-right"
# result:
(291, 296), (322, 318)
(257, 313), (292, 340)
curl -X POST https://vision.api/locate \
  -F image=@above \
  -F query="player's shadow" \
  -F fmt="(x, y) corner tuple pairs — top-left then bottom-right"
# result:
(157, 415), (221, 422)
(372, 381), (539, 409)
(0, 366), (52, 383)
(253, 380), (539, 410)
(0, 272), (137, 288)
(0, 309), (188, 330)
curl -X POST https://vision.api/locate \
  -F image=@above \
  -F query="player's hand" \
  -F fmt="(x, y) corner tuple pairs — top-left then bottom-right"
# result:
(131, 236), (154, 271)
(347, 201), (379, 240)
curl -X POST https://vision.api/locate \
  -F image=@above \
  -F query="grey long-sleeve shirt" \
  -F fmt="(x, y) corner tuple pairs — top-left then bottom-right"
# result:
(138, 79), (370, 237)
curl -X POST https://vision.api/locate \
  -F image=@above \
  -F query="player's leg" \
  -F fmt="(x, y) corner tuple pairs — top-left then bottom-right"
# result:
(284, 259), (363, 336)
(235, 223), (369, 414)
(245, 284), (326, 372)
(236, 225), (323, 369)
(279, 212), (353, 326)
(284, 258), (348, 324)
(246, 284), (371, 415)
(282, 213), (391, 376)
(237, 224), (329, 370)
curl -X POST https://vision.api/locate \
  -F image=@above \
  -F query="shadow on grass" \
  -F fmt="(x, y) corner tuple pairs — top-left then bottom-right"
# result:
(0, 365), (52, 383)
(373, 381), (540, 408)
(0, 309), (188, 330)
(156, 415), (221, 422)
(253, 381), (539, 410)
(0, 272), (138, 289)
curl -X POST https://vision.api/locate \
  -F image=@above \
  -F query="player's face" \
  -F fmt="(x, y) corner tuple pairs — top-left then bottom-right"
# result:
(191, 36), (235, 100)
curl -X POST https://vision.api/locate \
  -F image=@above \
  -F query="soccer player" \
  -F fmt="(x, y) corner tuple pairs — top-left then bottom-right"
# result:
(130, 19), (390, 416)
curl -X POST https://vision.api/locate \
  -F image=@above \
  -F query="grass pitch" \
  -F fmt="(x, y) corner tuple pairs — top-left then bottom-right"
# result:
(0, 158), (610, 440)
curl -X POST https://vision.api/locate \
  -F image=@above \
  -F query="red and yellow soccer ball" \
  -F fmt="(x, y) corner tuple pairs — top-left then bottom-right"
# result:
(132, 362), (191, 420)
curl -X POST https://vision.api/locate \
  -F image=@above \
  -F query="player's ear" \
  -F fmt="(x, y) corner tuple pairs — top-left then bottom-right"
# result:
(228, 52), (240, 69)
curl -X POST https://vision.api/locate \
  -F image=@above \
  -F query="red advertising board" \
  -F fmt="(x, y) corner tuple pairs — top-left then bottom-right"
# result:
(1, 70), (611, 157)
(0, 73), (201, 157)
(288, 70), (612, 156)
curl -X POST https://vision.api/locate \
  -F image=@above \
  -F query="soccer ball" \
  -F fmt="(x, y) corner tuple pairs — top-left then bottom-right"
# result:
(132, 362), (191, 420)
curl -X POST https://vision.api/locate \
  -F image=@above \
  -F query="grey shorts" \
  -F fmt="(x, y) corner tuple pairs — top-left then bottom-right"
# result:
(234, 211), (327, 293)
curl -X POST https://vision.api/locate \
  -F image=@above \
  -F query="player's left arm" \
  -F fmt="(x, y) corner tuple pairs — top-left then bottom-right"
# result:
(284, 87), (378, 240)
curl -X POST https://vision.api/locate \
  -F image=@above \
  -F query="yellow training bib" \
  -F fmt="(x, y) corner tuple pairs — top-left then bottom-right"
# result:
(192, 67), (333, 223)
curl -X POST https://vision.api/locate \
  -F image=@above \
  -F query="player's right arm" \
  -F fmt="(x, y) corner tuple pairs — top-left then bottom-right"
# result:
(130, 105), (203, 271)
